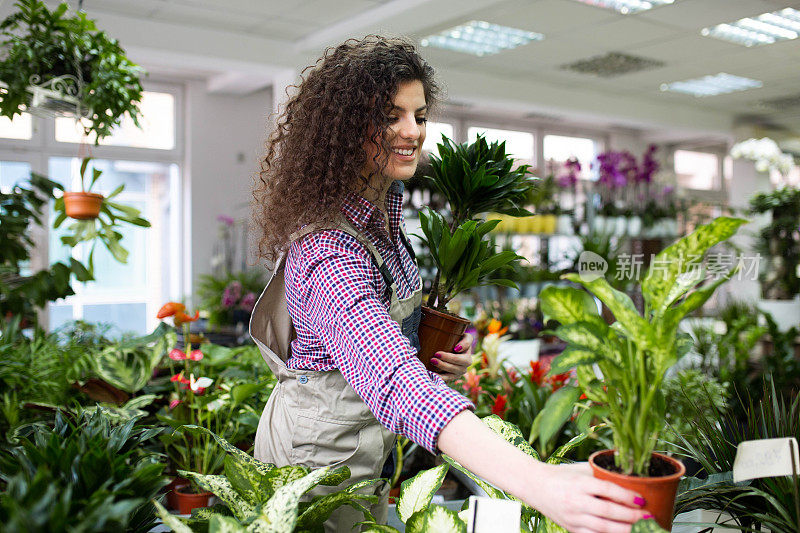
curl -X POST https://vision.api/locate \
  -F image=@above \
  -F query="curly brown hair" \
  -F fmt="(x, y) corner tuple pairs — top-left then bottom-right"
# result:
(252, 35), (440, 263)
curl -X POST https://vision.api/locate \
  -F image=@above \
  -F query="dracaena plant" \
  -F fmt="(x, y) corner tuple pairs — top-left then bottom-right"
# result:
(539, 216), (747, 476)
(152, 425), (381, 532)
(417, 208), (523, 311)
(425, 134), (536, 227)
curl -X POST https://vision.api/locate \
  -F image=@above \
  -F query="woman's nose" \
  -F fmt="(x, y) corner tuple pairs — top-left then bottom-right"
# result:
(398, 115), (420, 141)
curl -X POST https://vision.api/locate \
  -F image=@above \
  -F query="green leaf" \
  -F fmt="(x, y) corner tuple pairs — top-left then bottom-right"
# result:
(357, 523), (401, 532)
(249, 467), (331, 532)
(178, 471), (254, 522)
(548, 346), (600, 374)
(539, 285), (598, 325)
(631, 518), (668, 532)
(483, 415), (540, 460)
(405, 505), (466, 533)
(209, 514), (246, 533)
(547, 431), (592, 465)
(536, 386), (581, 449)
(295, 490), (378, 531)
(231, 383), (262, 406)
(441, 455), (506, 500)
(396, 463), (448, 523)
(153, 500), (194, 533)
(224, 454), (270, 506)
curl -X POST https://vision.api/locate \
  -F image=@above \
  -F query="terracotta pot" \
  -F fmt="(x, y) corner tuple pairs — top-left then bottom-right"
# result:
(418, 306), (470, 371)
(164, 476), (190, 511)
(388, 486), (401, 504)
(63, 191), (103, 220)
(589, 450), (685, 530)
(174, 485), (213, 515)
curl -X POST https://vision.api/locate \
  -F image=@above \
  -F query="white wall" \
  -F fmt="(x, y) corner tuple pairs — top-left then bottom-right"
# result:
(184, 82), (272, 299)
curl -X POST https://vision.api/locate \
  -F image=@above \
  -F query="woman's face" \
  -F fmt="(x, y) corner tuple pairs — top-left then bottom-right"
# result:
(362, 79), (427, 184)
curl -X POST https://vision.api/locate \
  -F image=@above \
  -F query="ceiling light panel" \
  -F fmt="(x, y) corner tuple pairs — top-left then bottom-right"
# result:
(420, 21), (543, 57)
(701, 8), (800, 47)
(659, 73), (763, 97)
(569, 0), (675, 15)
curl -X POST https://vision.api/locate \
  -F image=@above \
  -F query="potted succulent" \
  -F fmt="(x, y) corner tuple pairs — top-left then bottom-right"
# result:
(0, 0), (144, 140)
(539, 216), (746, 529)
(417, 135), (536, 369)
(52, 157), (151, 275)
(749, 186), (800, 332)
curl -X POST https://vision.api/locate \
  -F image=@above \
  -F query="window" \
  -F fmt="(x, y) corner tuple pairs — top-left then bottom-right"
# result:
(0, 114), (32, 140)
(0, 85), (183, 335)
(48, 158), (180, 334)
(55, 91), (176, 149)
(675, 150), (720, 190)
(422, 121), (454, 153)
(543, 134), (598, 179)
(468, 126), (534, 164)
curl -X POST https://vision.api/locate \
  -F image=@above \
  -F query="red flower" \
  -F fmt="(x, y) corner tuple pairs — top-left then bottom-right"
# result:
(169, 348), (203, 361)
(462, 368), (484, 404)
(529, 361), (547, 386)
(174, 309), (200, 326)
(579, 393), (588, 400)
(548, 372), (571, 391)
(157, 302), (199, 326)
(170, 372), (190, 385)
(169, 399), (182, 409)
(492, 394), (508, 419)
(480, 352), (489, 369)
(507, 368), (520, 384)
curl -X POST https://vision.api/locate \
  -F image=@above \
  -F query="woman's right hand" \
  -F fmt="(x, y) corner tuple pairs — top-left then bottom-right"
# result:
(524, 462), (651, 533)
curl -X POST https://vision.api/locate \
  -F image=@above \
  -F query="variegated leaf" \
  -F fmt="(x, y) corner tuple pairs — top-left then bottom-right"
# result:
(248, 467), (330, 533)
(346, 478), (382, 493)
(178, 470), (254, 522)
(396, 463), (448, 523)
(153, 500), (194, 533)
(264, 465), (312, 495)
(317, 465), (351, 487)
(224, 454), (271, 506)
(546, 431), (591, 465)
(536, 386), (581, 449)
(483, 415), (540, 459)
(295, 490), (378, 530)
(405, 505), (466, 533)
(548, 346), (600, 374)
(539, 285), (599, 325)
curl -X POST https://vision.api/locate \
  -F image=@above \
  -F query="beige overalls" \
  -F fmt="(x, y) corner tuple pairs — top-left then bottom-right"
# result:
(250, 218), (423, 532)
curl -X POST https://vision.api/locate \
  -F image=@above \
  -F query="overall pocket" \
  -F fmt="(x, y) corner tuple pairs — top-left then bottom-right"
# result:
(290, 414), (364, 469)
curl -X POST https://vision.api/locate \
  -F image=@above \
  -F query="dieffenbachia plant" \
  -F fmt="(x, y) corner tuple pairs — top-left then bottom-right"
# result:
(417, 208), (524, 311)
(153, 425), (381, 532)
(539, 216), (747, 477)
(362, 415), (664, 533)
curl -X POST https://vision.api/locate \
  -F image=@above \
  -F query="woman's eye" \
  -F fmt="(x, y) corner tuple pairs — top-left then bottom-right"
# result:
(416, 117), (428, 124)
(388, 116), (399, 123)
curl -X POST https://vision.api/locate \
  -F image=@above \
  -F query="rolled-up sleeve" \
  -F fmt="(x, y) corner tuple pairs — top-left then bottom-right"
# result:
(292, 232), (474, 453)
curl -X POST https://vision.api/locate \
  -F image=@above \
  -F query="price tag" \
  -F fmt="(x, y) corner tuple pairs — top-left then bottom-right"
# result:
(465, 496), (521, 533)
(733, 437), (799, 483)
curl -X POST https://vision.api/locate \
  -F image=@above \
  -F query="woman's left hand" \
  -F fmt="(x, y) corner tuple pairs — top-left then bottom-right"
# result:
(430, 333), (473, 382)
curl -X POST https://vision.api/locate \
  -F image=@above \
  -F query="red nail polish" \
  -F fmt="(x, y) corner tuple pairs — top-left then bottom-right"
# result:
(643, 514), (653, 520)
(634, 497), (646, 507)
(454, 344), (462, 352)
(430, 358), (439, 366)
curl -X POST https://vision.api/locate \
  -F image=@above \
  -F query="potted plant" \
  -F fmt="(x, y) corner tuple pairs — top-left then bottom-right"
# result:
(52, 157), (151, 275)
(0, 0), (144, 140)
(749, 186), (800, 332)
(538, 216), (747, 529)
(417, 135), (536, 368)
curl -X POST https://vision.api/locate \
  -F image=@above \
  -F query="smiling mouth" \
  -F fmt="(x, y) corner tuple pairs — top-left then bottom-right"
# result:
(392, 147), (416, 156)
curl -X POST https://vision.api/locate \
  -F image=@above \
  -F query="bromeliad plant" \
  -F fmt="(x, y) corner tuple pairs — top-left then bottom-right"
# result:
(539, 216), (747, 476)
(152, 426), (382, 532)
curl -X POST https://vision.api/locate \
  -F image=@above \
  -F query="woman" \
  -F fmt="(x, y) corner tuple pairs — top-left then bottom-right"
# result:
(251, 36), (649, 532)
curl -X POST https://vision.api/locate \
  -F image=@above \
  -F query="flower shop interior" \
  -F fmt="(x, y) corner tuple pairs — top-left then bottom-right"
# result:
(2, 0), (800, 532)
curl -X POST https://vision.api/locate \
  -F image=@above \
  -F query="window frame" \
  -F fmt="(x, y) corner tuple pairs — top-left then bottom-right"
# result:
(668, 143), (728, 204)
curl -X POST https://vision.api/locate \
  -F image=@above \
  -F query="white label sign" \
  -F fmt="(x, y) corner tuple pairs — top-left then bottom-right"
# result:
(733, 437), (800, 483)
(466, 496), (521, 533)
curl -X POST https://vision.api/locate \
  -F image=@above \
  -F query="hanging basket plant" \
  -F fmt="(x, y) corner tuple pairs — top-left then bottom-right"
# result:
(0, 0), (144, 141)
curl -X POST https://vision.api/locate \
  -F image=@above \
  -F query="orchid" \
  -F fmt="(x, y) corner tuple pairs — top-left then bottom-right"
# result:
(731, 137), (794, 176)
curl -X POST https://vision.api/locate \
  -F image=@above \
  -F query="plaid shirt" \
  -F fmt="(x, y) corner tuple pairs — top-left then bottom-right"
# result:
(284, 181), (474, 453)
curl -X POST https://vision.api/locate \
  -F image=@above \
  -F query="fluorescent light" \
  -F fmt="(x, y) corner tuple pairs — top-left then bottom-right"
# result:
(420, 21), (543, 57)
(659, 73), (763, 97)
(569, 0), (674, 15)
(701, 8), (800, 46)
